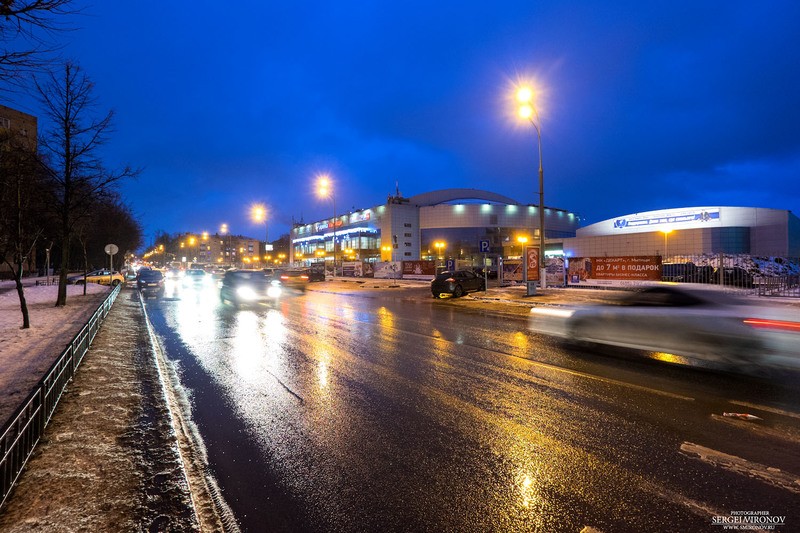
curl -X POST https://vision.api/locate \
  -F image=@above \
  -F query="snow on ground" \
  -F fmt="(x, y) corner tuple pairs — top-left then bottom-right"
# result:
(0, 279), (110, 422)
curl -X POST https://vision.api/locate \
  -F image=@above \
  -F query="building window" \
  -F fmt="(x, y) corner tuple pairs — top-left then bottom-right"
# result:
(0, 117), (10, 129)
(404, 233), (412, 237)
(404, 223), (412, 228)
(404, 252), (412, 256)
(405, 242), (411, 247)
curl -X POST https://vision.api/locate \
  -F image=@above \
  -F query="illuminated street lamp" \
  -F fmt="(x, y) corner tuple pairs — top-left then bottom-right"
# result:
(220, 223), (231, 266)
(188, 236), (196, 264)
(434, 241), (446, 260)
(317, 174), (337, 277)
(662, 229), (672, 261)
(516, 84), (547, 288)
(251, 204), (269, 255)
(517, 235), (528, 257)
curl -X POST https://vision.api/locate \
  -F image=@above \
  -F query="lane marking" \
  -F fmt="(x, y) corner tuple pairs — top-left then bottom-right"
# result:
(680, 442), (800, 495)
(729, 400), (800, 420)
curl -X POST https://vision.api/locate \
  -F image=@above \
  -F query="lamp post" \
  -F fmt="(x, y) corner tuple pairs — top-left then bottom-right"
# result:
(662, 229), (672, 261)
(220, 223), (230, 267)
(516, 85), (547, 289)
(317, 174), (337, 278)
(251, 204), (269, 257)
(434, 241), (446, 261)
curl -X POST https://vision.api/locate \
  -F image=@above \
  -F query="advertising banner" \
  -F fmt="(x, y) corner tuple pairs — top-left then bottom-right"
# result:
(524, 247), (541, 281)
(545, 257), (565, 287)
(342, 262), (363, 277)
(374, 262), (402, 279)
(402, 260), (436, 279)
(503, 259), (523, 282)
(567, 256), (662, 287)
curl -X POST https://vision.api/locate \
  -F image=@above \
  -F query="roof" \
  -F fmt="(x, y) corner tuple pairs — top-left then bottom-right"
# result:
(407, 188), (522, 207)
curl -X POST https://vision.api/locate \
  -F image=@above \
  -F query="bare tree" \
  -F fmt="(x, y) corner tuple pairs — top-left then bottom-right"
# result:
(36, 61), (138, 306)
(0, 127), (49, 328)
(0, 0), (78, 88)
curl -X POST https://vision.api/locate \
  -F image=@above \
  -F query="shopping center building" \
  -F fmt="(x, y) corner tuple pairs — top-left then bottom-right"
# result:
(289, 188), (580, 266)
(560, 206), (800, 259)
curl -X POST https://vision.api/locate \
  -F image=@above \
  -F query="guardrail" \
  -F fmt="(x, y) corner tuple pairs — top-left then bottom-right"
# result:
(0, 284), (121, 509)
(756, 274), (800, 298)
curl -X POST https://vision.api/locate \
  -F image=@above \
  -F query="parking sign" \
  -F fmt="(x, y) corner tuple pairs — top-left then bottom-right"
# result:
(479, 240), (490, 253)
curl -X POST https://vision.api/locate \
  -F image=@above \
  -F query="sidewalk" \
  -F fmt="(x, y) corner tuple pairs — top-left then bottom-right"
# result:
(0, 289), (225, 532)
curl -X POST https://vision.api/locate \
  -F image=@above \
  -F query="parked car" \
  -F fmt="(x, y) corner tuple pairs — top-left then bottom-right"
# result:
(431, 269), (486, 298)
(136, 269), (165, 297)
(278, 269), (310, 291)
(68, 269), (124, 287)
(220, 269), (282, 307)
(712, 267), (755, 288)
(529, 284), (800, 372)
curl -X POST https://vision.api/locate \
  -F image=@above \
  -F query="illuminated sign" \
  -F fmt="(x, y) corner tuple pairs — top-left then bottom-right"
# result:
(613, 209), (720, 230)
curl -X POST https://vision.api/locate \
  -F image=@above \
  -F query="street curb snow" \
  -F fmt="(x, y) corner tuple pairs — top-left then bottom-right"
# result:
(139, 295), (241, 533)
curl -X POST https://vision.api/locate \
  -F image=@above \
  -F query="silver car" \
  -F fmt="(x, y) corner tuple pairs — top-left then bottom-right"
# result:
(529, 284), (800, 372)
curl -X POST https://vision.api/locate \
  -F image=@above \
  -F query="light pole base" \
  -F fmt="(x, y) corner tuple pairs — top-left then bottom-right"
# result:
(526, 282), (537, 296)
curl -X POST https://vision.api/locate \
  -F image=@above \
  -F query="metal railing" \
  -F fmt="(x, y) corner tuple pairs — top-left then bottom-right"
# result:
(755, 274), (800, 297)
(0, 284), (121, 509)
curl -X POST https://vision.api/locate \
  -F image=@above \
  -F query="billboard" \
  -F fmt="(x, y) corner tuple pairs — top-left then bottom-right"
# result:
(374, 262), (402, 279)
(567, 256), (662, 287)
(402, 260), (436, 279)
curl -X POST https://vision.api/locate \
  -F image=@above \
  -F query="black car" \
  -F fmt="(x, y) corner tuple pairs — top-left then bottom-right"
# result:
(220, 269), (282, 307)
(431, 269), (486, 298)
(137, 269), (165, 296)
(304, 267), (326, 282)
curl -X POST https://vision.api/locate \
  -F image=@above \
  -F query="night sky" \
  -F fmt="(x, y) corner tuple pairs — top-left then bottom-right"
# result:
(11, 2), (800, 247)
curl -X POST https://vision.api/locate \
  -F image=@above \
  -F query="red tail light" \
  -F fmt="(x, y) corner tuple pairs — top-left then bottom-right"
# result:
(446, 277), (455, 283)
(301, 275), (309, 280)
(744, 318), (800, 332)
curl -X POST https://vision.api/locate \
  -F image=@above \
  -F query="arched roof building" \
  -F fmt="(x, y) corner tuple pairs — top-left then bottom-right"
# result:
(290, 188), (579, 264)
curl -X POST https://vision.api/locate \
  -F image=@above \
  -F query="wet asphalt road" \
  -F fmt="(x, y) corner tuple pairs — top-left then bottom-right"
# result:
(142, 281), (800, 533)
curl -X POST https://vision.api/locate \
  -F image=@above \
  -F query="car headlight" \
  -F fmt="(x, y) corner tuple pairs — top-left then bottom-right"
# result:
(267, 285), (282, 298)
(236, 286), (258, 300)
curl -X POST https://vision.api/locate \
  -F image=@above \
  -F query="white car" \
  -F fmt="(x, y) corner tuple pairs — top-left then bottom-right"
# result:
(529, 284), (800, 372)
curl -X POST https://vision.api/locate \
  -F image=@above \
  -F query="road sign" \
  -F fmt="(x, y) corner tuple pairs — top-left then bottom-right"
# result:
(446, 259), (455, 271)
(104, 244), (119, 256)
(479, 239), (490, 253)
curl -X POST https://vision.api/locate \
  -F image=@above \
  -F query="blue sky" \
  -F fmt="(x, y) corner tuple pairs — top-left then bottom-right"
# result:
(12, 2), (800, 246)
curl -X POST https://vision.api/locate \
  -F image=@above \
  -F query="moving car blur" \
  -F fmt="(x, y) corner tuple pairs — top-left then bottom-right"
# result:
(219, 269), (282, 307)
(182, 268), (209, 286)
(277, 269), (311, 292)
(431, 269), (486, 298)
(529, 284), (800, 372)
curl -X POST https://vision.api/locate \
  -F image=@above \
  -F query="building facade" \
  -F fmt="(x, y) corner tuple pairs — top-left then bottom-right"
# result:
(290, 188), (581, 266)
(560, 206), (800, 259)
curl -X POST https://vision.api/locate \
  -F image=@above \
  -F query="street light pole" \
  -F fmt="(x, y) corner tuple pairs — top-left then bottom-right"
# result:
(317, 175), (337, 278)
(517, 86), (547, 289)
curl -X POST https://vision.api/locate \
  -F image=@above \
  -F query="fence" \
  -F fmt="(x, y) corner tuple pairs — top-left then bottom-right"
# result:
(0, 284), (121, 509)
(661, 254), (800, 296)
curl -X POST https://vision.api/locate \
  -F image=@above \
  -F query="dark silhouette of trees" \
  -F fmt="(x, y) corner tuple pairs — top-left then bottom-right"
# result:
(0, 0), (78, 88)
(0, 126), (49, 327)
(35, 61), (138, 306)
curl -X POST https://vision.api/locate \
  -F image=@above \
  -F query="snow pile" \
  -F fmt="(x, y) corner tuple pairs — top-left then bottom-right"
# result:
(0, 281), (111, 421)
